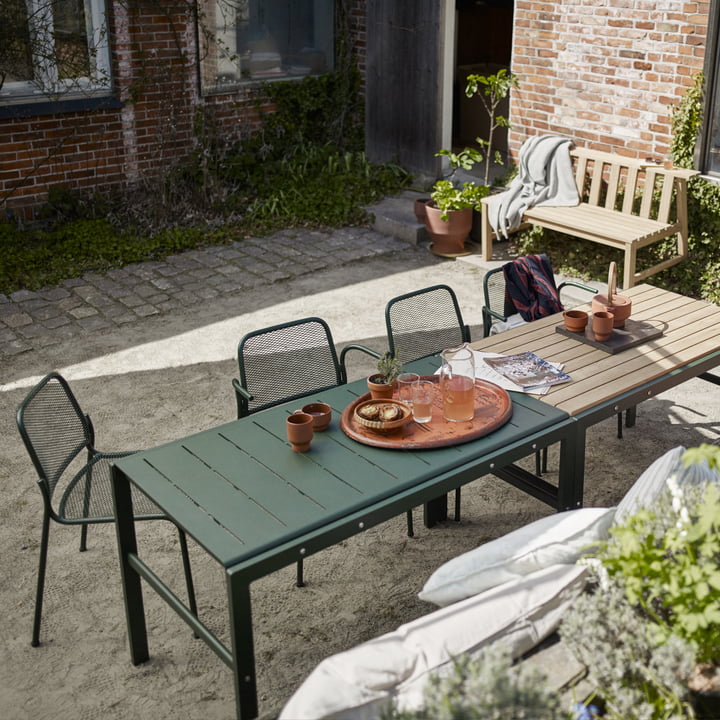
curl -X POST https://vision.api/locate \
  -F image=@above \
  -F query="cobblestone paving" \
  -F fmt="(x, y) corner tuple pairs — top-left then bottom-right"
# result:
(0, 227), (409, 358)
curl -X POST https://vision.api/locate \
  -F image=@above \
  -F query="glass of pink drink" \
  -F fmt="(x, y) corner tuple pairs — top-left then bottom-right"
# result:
(412, 380), (435, 423)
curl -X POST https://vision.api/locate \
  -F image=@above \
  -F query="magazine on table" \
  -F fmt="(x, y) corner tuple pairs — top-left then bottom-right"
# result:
(482, 351), (571, 388)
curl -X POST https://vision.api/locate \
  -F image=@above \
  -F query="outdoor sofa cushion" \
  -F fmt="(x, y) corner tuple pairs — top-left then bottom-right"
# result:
(278, 563), (587, 720)
(614, 445), (719, 525)
(418, 506), (615, 607)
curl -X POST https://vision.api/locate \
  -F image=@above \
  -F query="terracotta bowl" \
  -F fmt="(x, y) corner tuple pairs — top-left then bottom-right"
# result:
(299, 402), (332, 431)
(563, 309), (589, 332)
(354, 399), (412, 434)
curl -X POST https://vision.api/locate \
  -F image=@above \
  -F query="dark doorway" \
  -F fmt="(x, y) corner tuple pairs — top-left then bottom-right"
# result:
(453, 0), (514, 163)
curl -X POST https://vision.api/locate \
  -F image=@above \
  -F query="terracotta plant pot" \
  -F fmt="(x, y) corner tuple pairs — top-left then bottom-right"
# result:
(563, 310), (589, 333)
(367, 374), (394, 400)
(592, 311), (615, 342)
(413, 197), (430, 223)
(424, 204), (473, 256)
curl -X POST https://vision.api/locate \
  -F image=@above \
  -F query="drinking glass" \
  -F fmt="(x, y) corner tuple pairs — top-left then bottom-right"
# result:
(412, 381), (435, 423)
(397, 372), (419, 406)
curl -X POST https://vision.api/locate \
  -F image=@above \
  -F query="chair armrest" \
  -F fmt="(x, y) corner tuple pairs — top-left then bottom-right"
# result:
(232, 378), (254, 418)
(558, 280), (598, 297)
(339, 344), (382, 364)
(339, 344), (383, 385)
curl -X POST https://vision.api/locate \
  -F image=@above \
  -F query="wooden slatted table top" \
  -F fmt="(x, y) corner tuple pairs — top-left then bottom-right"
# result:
(472, 284), (720, 418)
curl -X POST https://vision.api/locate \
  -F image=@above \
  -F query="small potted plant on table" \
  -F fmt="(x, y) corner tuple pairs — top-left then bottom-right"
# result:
(367, 351), (403, 399)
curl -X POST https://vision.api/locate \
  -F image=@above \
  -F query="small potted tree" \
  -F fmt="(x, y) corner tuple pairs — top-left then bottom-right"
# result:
(424, 69), (519, 257)
(367, 351), (403, 399)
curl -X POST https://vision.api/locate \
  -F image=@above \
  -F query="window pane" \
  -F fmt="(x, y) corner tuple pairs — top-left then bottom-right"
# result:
(53, 0), (91, 80)
(200, 0), (334, 95)
(0, 0), (110, 104)
(0, 0), (34, 85)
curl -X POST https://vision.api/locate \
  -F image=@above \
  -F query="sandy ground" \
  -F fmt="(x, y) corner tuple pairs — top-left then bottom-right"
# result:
(1, 246), (718, 720)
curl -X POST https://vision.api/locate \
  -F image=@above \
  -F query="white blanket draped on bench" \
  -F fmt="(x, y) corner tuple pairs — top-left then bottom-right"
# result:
(485, 133), (579, 240)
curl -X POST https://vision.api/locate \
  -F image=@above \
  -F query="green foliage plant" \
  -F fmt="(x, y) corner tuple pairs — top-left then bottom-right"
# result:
(382, 643), (572, 720)
(562, 444), (720, 719)
(430, 70), (517, 221)
(375, 351), (403, 385)
(464, 69), (520, 186)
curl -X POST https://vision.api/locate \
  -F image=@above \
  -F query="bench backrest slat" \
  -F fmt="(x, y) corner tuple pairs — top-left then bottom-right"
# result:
(569, 147), (682, 223)
(621, 166), (639, 214)
(605, 164), (622, 210)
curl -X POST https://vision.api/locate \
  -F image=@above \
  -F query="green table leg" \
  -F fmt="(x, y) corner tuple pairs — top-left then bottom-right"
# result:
(227, 570), (258, 719)
(111, 464), (149, 665)
(557, 420), (585, 510)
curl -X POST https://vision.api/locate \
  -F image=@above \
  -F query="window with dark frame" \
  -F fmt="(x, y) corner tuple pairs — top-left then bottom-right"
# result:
(700, 0), (720, 177)
(0, 0), (111, 105)
(198, 0), (335, 95)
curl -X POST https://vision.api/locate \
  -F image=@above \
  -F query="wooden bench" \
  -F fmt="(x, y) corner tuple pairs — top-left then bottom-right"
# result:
(481, 146), (700, 288)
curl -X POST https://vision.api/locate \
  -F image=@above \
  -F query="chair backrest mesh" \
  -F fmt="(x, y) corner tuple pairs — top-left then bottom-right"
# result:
(17, 373), (91, 496)
(484, 268), (514, 318)
(386, 285), (469, 363)
(238, 318), (343, 415)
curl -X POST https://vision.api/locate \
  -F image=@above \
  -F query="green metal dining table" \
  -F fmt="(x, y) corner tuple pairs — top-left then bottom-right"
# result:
(110, 355), (577, 720)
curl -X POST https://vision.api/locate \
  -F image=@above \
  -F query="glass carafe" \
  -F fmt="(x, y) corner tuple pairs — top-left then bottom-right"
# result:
(440, 343), (476, 422)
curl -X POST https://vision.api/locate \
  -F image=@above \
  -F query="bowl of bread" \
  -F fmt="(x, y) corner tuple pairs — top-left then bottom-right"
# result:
(354, 399), (412, 433)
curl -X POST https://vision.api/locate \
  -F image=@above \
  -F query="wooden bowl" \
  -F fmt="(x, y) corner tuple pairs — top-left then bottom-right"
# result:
(354, 399), (412, 433)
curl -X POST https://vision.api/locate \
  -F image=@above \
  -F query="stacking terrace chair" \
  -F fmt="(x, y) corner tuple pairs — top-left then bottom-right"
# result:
(385, 284), (471, 529)
(16, 372), (197, 647)
(481, 254), (597, 338)
(232, 316), (381, 585)
(385, 284), (471, 366)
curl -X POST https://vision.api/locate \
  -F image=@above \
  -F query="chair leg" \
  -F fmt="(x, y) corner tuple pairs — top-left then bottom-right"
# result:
(296, 559), (304, 588)
(406, 509), (414, 538)
(32, 512), (51, 647)
(617, 412), (623, 439)
(542, 447), (548, 474)
(454, 488), (461, 522)
(535, 450), (542, 476)
(177, 529), (197, 619)
(79, 523), (89, 552)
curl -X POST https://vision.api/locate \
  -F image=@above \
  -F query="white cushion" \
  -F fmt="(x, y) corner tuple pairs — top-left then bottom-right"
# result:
(278, 564), (588, 720)
(418, 507), (615, 607)
(614, 446), (719, 525)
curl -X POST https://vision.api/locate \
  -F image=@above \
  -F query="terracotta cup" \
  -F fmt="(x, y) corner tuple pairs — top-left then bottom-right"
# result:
(286, 412), (314, 452)
(563, 309), (589, 333)
(592, 311), (615, 342)
(298, 402), (332, 431)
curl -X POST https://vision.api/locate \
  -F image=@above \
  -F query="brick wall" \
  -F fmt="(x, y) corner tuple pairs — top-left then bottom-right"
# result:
(1, 0), (368, 219)
(509, 0), (710, 161)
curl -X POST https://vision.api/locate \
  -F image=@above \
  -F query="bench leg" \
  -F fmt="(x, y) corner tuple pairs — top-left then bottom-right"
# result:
(481, 202), (493, 261)
(623, 245), (638, 289)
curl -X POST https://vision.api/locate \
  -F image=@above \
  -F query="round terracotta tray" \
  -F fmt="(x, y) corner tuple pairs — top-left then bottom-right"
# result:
(340, 375), (513, 449)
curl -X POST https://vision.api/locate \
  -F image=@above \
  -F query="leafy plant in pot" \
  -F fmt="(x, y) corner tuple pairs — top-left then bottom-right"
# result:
(424, 151), (490, 257)
(367, 351), (403, 400)
(424, 69), (519, 257)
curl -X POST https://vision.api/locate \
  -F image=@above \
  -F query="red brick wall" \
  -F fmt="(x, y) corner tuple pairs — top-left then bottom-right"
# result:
(1, 0), (368, 219)
(508, 0), (710, 161)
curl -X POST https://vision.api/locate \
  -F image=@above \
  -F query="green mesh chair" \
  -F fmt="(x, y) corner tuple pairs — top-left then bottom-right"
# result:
(385, 284), (471, 365)
(232, 316), (385, 585)
(385, 284), (471, 526)
(16, 372), (197, 647)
